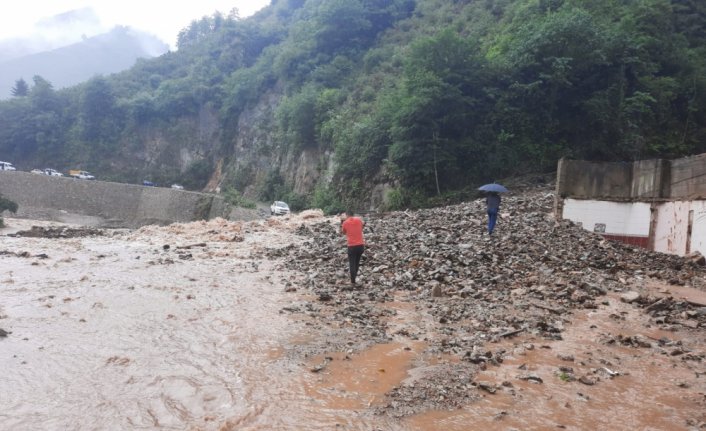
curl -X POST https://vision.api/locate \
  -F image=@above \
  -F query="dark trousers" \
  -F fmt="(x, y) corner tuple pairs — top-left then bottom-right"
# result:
(347, 245), (365, 283)
(487, 208), (498, 234)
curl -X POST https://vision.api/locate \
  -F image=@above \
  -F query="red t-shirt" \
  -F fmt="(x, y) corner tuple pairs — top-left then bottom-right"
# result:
(342, 217), (365, 246)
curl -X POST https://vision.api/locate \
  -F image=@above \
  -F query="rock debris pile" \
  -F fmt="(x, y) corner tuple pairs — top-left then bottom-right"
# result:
(270, 186), (706, 417)
(273, 186), (705, 348)
(12, 226), (104, 238)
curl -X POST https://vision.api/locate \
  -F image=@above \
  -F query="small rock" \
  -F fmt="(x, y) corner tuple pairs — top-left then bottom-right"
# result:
(678, 320), (699, 329)
(578, 375), (596, 385)
(557, 353), (575, 362)
(476, 381), (497, 394)
(518, 374), (543, 384)
(687, 251), (706, 266)
(620, 291), (641, 304)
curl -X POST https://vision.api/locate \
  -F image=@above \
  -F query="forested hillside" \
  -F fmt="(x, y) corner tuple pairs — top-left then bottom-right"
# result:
(1, 0), (704, 212)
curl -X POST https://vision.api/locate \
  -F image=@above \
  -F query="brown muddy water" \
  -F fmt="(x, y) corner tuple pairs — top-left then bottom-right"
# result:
(2, 217), (705, 430)
(0, 218), (404, 430)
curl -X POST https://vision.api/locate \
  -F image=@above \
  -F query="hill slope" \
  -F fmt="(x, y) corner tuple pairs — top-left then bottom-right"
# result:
(0, 0), (704, 211)
(0, 26), (168, 99)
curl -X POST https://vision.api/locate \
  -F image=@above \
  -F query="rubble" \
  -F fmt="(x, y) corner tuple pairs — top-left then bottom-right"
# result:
(267, 183), (706, 416)
(12, 226), (104, 238)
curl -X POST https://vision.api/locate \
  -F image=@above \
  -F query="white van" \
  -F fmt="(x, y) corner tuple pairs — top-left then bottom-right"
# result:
(0, 161), (16, 171)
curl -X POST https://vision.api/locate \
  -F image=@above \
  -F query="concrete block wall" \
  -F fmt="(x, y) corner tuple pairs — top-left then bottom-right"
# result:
(631, 159), (666, 199)
(669, 153), (706, 199)
(556, 159), (633, 199)
(0, 171), (230, 227)
(557, 154), (706, 203)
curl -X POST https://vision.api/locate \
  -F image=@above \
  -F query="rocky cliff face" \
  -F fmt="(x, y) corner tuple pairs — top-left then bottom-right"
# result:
(211, 86), (332, 199)
(128, 86), (332, 201)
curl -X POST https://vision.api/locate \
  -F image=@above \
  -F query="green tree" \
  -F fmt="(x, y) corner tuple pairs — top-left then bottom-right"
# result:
(79, 76), (118, 142)
(11, 78), (28, 97)
(388, 29), (486, 194)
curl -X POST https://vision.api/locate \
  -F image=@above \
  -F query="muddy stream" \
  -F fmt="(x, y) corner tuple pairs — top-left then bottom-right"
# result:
(0, 218), (399, 430)
(1, 217), (705, 430)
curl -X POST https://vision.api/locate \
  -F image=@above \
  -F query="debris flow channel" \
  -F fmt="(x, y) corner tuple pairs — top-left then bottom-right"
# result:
(1, 183), (705, 430)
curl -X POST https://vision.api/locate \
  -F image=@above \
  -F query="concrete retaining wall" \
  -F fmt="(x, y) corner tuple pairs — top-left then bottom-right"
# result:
(556, 159), (633, 200)
(556, 155), (706, 202)
(669, 153), (706, 199)
(0, 171), (233, 227)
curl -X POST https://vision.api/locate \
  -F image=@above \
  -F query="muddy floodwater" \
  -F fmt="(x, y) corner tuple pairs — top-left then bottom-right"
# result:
(1, 216), (705, 430)
(0, 218), (402, 430)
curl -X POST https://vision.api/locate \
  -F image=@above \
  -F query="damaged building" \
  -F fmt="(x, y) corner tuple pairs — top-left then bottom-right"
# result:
(555, 154), (706, 257)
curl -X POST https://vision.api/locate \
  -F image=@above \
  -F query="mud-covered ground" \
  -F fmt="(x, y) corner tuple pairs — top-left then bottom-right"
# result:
(1, 185), (706, 430)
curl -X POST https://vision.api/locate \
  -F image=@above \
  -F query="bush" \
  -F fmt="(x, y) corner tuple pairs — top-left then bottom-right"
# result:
(222, 186), (256, 209)
(384, 188), (405, 210)
(311, 183), (344, 215)
(0, 194), (18, 227)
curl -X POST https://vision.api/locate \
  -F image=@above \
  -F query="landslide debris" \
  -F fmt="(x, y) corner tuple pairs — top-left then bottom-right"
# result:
(269, 184), (706, 415)
(12, 226), (104, 238)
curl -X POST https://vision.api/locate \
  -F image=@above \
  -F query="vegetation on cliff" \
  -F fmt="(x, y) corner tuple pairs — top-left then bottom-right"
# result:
(0, 0), (705, 210)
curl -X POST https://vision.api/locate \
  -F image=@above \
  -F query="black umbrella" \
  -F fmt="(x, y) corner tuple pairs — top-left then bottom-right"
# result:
(478, 183), (509, 193)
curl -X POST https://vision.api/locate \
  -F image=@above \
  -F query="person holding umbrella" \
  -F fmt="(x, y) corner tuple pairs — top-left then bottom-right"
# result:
(478, 183), (508, 235)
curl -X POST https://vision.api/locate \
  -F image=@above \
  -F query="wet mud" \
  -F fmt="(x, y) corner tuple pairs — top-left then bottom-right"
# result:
(406, 292), (706, 430)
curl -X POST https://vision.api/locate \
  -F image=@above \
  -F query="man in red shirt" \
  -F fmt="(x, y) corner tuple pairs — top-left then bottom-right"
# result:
(340, 209), (365, 285)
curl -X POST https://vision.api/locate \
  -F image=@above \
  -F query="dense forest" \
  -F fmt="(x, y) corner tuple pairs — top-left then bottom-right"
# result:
(0, 0), (705, 212)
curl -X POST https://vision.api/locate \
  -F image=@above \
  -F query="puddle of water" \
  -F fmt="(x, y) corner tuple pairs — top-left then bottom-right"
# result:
(305, 341), (425, 410)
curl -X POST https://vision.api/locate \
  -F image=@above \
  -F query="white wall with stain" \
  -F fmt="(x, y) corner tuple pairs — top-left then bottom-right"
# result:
(563, 198), (706, 257)
(563, 199), (651, 236)
(654, 201), (689, 255)
(689, 201), (706, 255)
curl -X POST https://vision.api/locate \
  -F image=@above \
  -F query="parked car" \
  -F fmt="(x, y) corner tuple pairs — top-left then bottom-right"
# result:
(42, 168), (63, 176)
(270, 201), (290, 216)
(0, 161), (16, 171)
(69, 170), (95, 180)
(171, 184), (184, 190)
(30, 168), (43, 174)
(142, 180), (155, 187)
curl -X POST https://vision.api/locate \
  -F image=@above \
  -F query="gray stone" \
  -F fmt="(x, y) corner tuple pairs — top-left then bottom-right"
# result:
(620, 291), (641, 303)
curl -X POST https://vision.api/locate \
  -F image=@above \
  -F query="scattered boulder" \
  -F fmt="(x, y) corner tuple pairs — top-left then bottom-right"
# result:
(620, 291), (642, 304)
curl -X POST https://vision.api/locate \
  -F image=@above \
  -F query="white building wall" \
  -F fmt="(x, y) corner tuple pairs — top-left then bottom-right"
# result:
(689, 201), (706, 255)
(563, 199), (651, 236)
(654, 202), (689, 255)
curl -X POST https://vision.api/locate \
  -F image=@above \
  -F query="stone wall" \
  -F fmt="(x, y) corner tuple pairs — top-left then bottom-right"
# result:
(0, 171), (233, 227)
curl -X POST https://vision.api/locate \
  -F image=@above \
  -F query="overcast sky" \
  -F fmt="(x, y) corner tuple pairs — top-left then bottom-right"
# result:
(0, 0), (270, 49)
